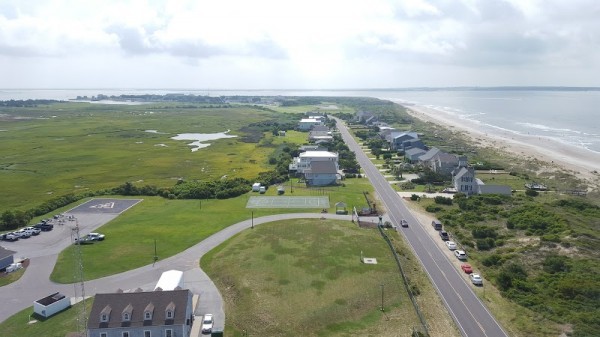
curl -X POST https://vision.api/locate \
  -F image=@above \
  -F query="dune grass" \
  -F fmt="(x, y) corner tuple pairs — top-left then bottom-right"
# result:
(201, 219), (432, 337)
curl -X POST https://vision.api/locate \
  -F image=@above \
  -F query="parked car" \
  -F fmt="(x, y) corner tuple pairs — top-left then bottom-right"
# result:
(445, 241), (457, 250)
(400, 219), (408, 228)
(470, 273), (483, 285)
(439, 230), (449, 241)
(24, 226), (41, 235)
(34, 223), (54, 231)
(431, 220), (443, 230)
(87, 233), (105, 241)
(201, 314), (214, 334)
(454, 250), (467, 260)
(461, 263), (473, 274)
(2, 232), (19, 241)
(14, 229), (31, 238)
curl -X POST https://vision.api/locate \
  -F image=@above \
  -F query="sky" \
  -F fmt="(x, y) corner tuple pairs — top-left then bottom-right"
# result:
(1, 0), (599, 89)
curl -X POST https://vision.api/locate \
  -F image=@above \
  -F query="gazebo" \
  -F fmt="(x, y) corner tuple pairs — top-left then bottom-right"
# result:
(335, 201), (348, 215)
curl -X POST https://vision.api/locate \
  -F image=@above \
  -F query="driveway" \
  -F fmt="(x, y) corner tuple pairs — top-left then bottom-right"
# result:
(0, 209), (350, 333)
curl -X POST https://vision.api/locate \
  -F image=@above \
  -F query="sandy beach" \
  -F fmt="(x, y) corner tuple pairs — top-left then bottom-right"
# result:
(400, 104), (600, 188)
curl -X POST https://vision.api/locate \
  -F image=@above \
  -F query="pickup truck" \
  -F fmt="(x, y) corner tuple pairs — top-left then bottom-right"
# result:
(1, 232), (19, 241)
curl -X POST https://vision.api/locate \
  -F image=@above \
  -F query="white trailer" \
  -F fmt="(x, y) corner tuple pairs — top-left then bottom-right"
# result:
(34, 292), (71, 318)
(154, 270), (185, 291)
(252, 183), (261, 192)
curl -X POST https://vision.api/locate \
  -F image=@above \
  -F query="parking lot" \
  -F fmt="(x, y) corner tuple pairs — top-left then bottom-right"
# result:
(1, 198), (142, 259)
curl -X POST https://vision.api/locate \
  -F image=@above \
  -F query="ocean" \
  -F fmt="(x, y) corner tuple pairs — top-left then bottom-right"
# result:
(1, 88), (599, 153)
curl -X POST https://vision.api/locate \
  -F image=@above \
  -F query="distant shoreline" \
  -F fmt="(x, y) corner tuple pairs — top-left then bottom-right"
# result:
(401, 103), (600, 187)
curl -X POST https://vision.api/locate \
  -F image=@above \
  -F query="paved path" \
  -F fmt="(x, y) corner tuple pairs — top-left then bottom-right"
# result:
(0, 211), (350, 333)
(334, 118), (509, 337)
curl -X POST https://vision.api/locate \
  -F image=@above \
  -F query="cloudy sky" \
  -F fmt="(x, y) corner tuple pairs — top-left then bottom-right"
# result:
(1, 0), (599, 89)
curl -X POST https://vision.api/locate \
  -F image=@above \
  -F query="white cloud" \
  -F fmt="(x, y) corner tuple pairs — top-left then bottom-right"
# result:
(0, 0), (599, 88)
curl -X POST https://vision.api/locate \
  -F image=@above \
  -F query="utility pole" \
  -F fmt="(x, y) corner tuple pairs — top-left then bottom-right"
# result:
(381, 283), (385, 312)
(251, 211), (254, 229)
(71, 219), (88, 337)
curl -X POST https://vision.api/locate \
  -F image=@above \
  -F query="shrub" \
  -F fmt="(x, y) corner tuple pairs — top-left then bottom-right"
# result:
(434, 196), (453, 205)
(525, 189), (539, 197)
(425, 205), (442, 212)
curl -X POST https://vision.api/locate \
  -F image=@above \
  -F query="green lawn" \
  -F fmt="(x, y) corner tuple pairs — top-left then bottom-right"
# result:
(0, 300), (92, 337)
(50, 177), (375, 283)
(201, 219), (428, 337)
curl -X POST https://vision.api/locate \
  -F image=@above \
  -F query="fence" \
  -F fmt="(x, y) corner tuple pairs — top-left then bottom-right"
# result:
(378, 225), (430, 337)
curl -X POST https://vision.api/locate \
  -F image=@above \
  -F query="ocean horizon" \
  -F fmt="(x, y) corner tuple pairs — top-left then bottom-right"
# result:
(1, 88), (599, 154)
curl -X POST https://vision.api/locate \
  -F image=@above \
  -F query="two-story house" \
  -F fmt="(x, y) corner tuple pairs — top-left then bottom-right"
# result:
(289, 151), (339, 174)
(87, 289), (194, 337)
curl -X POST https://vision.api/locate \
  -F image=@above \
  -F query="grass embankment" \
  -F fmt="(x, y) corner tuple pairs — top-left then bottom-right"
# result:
(202, 219), (460, 337)
(0, 299), (92, 337)
(51, 177), (376, 282)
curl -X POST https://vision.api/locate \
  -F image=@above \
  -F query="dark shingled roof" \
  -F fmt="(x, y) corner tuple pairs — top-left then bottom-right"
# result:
(305, 161), (338, 174)
(0, 246), (16, 260)
(87, 289), (191, 329)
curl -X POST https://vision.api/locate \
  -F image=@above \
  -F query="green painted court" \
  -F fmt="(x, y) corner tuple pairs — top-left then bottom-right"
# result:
(246, 196), (330, 209)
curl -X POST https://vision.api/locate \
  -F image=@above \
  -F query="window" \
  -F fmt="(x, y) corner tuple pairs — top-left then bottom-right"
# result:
(123, 313), (129, 321)
(100, 333), (107, 337)
(122, 332), (129, 337)
(165, 329), (173, 337)
(145, 312), (151, 320)
(144, 331), (151, 337)
(166, 310), (173, 319)
(101, 314), (107, 322)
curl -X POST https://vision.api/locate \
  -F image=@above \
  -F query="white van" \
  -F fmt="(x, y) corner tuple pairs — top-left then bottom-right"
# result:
(259, 186), (266, 194)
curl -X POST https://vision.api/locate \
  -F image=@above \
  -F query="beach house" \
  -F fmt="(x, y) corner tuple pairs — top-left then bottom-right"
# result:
(289, 151), (339, 174)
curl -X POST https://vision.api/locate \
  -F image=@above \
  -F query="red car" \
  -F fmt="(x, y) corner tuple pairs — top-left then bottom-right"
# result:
(461, 263), (473, 274)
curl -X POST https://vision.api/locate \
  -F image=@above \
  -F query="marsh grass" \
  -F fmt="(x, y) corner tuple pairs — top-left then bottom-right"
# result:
(0, 103), (275, 211)
(201, 219), (433, 337)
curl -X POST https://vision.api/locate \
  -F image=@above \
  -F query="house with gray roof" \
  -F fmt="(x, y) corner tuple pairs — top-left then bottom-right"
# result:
(453, 166), (478, 195)
(0, 246), (16, 271)
(87, 289), (193, 337)
(390, 132), (419, 151)
(303, 161), (339, 186)
(405, 148), (427, 163)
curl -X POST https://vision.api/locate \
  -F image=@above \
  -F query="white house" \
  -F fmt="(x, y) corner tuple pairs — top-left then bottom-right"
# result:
(298, 118), (324, 131)
(289, 151), (339, 174)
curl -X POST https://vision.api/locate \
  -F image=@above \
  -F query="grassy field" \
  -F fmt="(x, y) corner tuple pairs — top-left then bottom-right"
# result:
(50, 177), (376, 282)
(0, 299), (92, 337)
(201, 219), (459, 337)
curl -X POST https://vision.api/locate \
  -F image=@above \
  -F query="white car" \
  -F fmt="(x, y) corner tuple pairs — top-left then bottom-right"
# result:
(15, 229), (31, 238)
(201, 314), (214, 334)
(454, 250), (467, 260)
(87, 232), (105, 241)
(470, 273), (483, 285)
(445, 241), (457, 250)
(24, 226), (41, 235)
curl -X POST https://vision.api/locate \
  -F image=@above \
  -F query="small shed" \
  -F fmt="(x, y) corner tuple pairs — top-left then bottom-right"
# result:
(34, 292), (71, 318)
(0, 246), (16, 271)
(252, 183), (261, 192)
(154, 270), (185, 291)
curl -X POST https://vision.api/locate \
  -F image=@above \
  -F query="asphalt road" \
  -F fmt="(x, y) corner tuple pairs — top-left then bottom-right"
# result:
(334, 117), (508, 337)
(0, 206), (350, 333)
